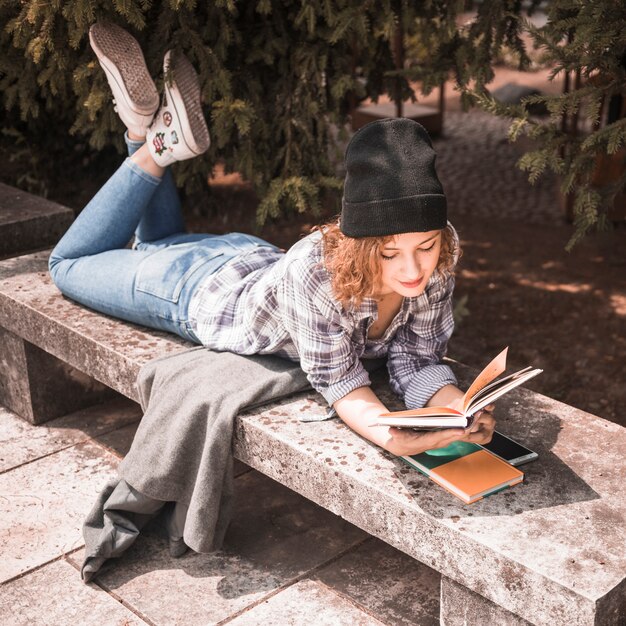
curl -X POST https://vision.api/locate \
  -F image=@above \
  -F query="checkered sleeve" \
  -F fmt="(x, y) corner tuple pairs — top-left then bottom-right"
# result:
(275, 258), (371, 406)
(387, 274), (458, 408)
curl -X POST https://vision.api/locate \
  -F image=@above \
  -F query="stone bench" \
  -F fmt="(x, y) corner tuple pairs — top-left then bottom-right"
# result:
(0, 250), (624, 625)
(0, 184), (74, 259)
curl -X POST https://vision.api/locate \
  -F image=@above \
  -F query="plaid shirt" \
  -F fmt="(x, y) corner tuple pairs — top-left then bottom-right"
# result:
(188, 229), (458, 408)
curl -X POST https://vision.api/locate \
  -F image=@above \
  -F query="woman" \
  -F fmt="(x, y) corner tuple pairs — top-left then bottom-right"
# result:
(50, 22), (495, 459)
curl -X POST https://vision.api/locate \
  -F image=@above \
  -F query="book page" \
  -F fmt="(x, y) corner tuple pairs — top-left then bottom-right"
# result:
(462, 347), (509, 413)
(466, 368), (543, 414)
(379, 406), (463, 418)
(469, 366), (533, 405)
(372, 414), (470, 429)
(377, 346), (536, 422)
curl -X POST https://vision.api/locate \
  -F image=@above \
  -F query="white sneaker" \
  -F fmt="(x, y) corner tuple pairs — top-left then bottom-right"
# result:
(146, 50), (211, 167)
(89, 22), (159, 138)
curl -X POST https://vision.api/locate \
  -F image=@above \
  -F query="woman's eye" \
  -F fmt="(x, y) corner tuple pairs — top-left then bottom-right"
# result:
(382, 242), (435, 260)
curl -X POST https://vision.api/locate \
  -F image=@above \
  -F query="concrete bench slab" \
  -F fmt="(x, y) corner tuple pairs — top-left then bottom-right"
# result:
(0, 251), (188, 422)
(234, 379), (626, 625)
(0, 251), (625, 625)
(0, 183), (74, 258)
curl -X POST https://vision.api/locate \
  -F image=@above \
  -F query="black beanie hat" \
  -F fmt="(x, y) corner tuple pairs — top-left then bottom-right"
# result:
(340, 118), (447, 238)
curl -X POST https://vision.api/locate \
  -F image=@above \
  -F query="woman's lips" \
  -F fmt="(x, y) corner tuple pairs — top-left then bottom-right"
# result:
(399, 277), (423, 288)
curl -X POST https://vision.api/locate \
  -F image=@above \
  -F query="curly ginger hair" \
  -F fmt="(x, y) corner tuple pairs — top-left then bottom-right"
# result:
(314, 220), (460, 310)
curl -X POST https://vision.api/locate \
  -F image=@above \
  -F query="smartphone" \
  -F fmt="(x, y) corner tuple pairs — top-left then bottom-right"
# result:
(480, 431), (538, 466)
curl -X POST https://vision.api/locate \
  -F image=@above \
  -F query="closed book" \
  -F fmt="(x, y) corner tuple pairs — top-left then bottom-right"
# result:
(401, 441), (524, 504)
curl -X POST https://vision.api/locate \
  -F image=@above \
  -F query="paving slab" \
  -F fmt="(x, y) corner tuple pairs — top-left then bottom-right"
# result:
(233, 459), (252, 477)
(68, 471), (367, 625)
(0, 440), (119, 583)
(0, 397), (140, 473)
(228, 579), (385, 626)
(94, 421), (141, 459)
(0, 559), (147, 626)
(314, 537), (441, 626)
(0, 183), (73, 258)
(440, 576), (532, 626)
(433, 110), (561, 226)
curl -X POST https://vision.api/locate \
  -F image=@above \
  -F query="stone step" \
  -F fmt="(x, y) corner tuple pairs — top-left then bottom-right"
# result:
(0, 250), (624, 625)
(0, 183), (73, 258)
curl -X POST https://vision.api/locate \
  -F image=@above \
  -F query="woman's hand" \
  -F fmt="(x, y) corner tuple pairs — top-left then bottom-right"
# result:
(460, 404), (496, 445)
(385, 426), (467, 457)
(444, 391), (496, 446)
(384, 402), (496, 457)
(333, 386), (496, 459)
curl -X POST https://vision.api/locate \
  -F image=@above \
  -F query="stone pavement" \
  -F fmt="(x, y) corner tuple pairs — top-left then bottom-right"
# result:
(433, 110), (561, 227)
(0, 397), (441, 626)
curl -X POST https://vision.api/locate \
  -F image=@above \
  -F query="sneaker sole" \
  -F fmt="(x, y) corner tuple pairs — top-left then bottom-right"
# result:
(89, 22), (159, 115)
(165, 51), (210, 155)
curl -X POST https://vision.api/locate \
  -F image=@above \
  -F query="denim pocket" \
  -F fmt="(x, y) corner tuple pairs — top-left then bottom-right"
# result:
(136, 243), (225, 303)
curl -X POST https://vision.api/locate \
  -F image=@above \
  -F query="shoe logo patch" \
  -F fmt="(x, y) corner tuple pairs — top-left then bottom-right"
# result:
(163, 111), (172, 127)
(170, 130), (179, 145)
(153, 132), (167, 156)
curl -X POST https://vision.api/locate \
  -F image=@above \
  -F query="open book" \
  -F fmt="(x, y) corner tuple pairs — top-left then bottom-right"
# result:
(372, 347), (542, 430)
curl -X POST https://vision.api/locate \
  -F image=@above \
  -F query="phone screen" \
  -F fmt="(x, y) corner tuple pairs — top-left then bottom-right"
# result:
(480, 431), (538, 466)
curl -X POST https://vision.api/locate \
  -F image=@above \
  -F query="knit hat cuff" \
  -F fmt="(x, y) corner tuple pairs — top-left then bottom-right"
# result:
(341, 193), (447, 238)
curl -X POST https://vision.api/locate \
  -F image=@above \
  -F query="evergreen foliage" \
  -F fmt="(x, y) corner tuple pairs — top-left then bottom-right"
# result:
(1, 1), (624, 246)
(398, 1), (625, 248)
(0, 0), (399, 223)
(481, 1), (625, 248)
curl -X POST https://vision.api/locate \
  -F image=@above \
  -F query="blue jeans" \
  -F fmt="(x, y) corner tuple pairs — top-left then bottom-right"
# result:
(49, 134), (277, 342)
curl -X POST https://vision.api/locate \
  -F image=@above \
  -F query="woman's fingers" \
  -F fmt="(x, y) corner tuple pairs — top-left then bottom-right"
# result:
(388, 426), (465, 455)
(464, 413), (496, 444)
(388, 405), (499, 454)
(468, 404), (496, 433)
(390, 427), (462, 445)
(464, 428), (494, 445)
(422, 428), (465, 448)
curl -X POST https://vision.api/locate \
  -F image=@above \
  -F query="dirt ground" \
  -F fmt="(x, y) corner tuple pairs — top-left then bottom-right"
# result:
(447, 218), (626, 427)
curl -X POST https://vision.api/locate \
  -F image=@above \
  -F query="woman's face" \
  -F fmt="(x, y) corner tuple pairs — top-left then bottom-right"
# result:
(376, 230), (442, 298)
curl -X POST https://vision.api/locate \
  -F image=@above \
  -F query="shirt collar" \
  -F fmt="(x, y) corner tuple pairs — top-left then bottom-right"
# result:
(355, 297), (378, 320)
